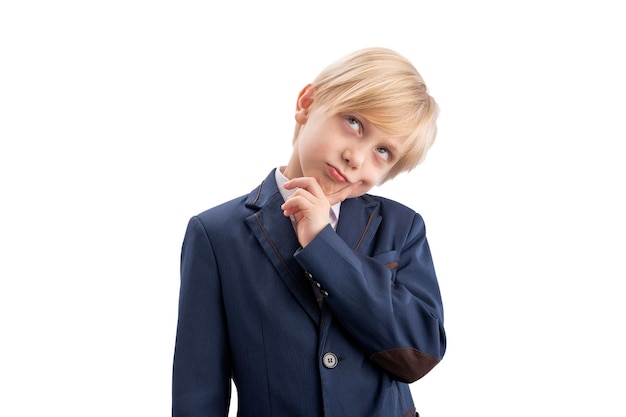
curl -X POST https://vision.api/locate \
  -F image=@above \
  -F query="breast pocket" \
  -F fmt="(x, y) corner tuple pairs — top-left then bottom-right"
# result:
(372, 250), (399, 280)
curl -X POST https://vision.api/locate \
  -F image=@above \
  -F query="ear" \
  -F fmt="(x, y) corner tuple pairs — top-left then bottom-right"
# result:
(295, 84), (315, 124)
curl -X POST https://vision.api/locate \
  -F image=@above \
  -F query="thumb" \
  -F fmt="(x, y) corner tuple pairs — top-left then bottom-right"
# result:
(326, 181), (363, 205)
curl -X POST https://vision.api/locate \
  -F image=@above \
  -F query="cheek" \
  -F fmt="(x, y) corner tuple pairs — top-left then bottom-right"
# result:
(362, 168), (389, 189)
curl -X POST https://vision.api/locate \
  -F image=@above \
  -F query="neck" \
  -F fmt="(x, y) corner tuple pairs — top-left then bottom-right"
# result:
(282, 152), (303, 180)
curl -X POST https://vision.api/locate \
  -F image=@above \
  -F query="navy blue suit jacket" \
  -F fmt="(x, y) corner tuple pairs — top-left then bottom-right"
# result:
(172, 169), (446, 417)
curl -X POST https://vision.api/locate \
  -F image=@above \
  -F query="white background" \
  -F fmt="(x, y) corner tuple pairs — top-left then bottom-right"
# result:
(1, 1), (625, 416)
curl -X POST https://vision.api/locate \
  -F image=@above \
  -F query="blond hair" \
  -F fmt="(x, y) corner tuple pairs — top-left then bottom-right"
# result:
(294, 47), (438, 182)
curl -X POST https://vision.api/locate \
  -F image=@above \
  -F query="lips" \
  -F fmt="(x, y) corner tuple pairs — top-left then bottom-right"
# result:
(327, 164), (348, 183)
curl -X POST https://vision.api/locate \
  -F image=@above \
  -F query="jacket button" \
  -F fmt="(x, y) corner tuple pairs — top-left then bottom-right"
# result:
(322, 352), (338, 369)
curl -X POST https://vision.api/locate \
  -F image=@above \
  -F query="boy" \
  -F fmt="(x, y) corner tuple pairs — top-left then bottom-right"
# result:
(172, 47), (446, 417)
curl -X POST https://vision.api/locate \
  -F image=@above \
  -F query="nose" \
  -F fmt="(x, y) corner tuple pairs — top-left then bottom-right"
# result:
(342, 147), (364, 169)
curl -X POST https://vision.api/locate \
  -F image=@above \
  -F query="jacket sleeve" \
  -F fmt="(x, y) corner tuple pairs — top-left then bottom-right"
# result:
(294, 212), (446, 383)
(172, 216), (231, 417)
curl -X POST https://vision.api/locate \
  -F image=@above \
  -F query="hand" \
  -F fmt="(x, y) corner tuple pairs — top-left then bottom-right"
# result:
(281, 177), (362, 247)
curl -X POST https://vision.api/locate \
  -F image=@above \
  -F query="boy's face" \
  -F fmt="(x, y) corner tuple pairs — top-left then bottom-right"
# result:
(286, 97), (406, 199)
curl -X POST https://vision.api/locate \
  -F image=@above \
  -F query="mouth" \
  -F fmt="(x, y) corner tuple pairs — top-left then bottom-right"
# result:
(327, 164), (348, 183)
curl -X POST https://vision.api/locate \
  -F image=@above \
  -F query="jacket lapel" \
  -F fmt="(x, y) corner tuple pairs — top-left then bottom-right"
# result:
(335, 194), (382, 254)
(244, 171), (321, 323)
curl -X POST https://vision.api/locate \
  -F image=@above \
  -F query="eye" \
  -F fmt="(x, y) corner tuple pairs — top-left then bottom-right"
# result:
(376, 147), (391, 161)
(346, 116), (362, 133)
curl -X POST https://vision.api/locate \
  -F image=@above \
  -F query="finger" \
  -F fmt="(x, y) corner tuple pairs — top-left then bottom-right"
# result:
(284, 177), (324, 195)
(326, 181), (363, 205)
(281, 195), (312, 215)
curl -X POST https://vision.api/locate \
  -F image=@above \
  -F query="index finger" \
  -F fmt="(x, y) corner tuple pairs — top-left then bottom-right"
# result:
(283, 177), (324, 194)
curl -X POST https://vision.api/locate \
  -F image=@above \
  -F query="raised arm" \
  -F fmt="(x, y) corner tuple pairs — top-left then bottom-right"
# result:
(294, 213), (446, 383)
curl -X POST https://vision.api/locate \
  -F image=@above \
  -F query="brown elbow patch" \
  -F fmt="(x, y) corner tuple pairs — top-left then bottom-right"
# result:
(370, 348), (441, 383)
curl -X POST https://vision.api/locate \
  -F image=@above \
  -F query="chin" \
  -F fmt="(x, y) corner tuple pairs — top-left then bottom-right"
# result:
(349, 190), (367, 199)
